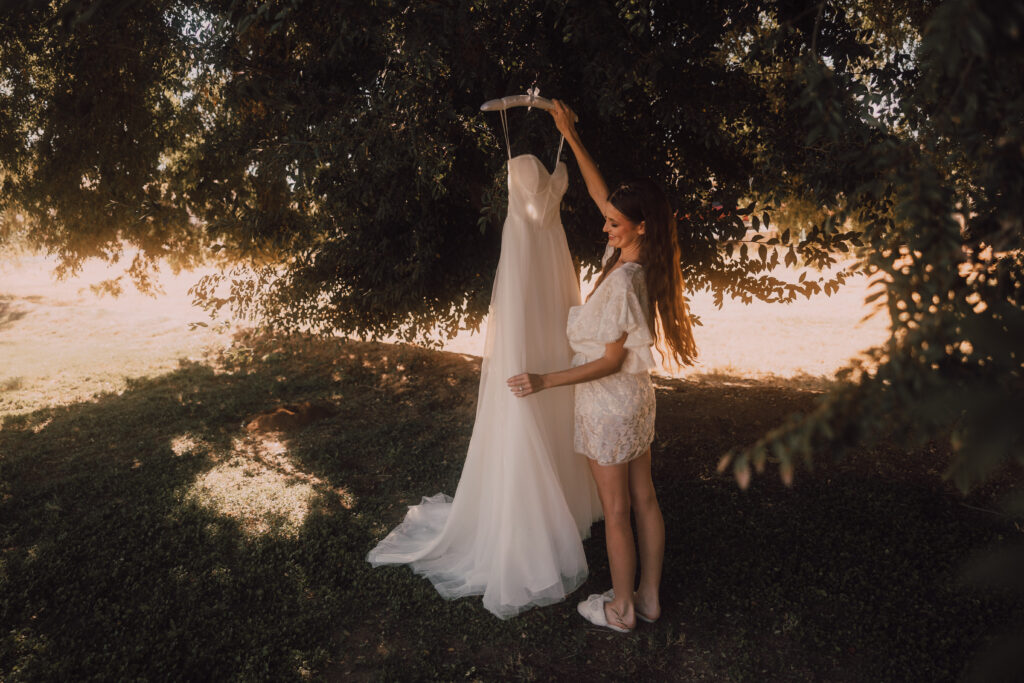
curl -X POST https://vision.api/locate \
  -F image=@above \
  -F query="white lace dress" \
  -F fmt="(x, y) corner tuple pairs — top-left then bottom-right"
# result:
(567, 257), (656, 465)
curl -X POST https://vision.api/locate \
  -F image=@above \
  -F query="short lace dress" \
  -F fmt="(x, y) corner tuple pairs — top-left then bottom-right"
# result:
(567, 251), (656, 466)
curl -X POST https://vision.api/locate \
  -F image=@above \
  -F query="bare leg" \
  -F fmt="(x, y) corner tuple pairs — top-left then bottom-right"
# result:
(629, 449), (663, 621)
(588, 458), (636, 630)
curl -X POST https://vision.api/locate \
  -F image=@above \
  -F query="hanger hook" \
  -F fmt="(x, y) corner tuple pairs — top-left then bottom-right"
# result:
(526, 85), (540, 111)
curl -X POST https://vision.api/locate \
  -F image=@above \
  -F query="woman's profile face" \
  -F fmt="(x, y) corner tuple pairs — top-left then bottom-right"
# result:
(603, 203), (645, 250)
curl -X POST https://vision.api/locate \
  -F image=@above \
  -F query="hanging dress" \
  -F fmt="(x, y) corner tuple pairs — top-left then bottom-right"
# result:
(366, 124), (603, 619)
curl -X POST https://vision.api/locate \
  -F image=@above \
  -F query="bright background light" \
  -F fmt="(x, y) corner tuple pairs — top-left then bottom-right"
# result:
(1, 250), (888, 416)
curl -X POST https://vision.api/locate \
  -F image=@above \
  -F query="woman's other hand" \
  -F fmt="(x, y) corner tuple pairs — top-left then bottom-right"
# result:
(507, 372), (546, 397)
(550, 99), (577, 138)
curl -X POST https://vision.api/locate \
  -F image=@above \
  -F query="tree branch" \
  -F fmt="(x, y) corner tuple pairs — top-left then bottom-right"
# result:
(810, 1), (825, 58)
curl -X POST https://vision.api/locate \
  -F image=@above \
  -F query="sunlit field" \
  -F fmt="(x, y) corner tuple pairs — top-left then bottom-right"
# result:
(1, 252), (887, 415)
(441, 264), (888, 390)
(1, 253), (226, 415)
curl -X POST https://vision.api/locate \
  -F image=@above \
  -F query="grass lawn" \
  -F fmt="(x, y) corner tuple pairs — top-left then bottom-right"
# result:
(1, 330), (1021, 681)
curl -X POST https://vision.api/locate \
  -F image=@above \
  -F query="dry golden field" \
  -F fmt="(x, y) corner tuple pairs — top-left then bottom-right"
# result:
(444, 264), (889, 388)
(1, 251), (888, 415)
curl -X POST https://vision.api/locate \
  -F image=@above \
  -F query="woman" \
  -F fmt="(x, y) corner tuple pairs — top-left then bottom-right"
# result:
(507, 100), (697, 632)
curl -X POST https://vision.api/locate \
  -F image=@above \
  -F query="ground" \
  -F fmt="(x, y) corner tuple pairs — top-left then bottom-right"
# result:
(1, 330), (1021, 681)
(0, 255), (1021, 680)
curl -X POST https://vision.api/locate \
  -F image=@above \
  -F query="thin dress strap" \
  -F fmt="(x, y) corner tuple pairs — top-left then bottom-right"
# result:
(499, 109), (512, 160)
(554, 134), (565, 167)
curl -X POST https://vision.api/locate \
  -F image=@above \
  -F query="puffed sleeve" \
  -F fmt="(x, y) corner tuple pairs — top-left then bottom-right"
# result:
(593, 268), (657, 373)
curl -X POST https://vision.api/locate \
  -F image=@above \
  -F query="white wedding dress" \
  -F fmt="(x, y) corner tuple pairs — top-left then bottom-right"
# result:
(367, 141), (603, 619)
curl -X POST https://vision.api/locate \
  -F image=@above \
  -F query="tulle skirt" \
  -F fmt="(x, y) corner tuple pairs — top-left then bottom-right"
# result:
(367, 208), (603, 619)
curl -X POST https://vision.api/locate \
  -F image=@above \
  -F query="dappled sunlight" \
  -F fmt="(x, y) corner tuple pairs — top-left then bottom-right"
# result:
(185, 460), (316, 537)
(182, 431), (355, 538)
(169, 433), (204, 457)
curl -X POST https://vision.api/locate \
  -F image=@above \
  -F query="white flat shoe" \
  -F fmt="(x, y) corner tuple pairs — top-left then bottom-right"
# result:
(602, 589), (658, 624)
(577, 592), (631, 633)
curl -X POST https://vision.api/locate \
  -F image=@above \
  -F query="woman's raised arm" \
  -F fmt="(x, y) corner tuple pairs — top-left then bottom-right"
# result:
(550, 100), (609, 215)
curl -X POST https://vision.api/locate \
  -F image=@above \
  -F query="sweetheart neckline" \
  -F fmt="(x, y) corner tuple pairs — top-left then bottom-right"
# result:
(509, 153), (566, 178)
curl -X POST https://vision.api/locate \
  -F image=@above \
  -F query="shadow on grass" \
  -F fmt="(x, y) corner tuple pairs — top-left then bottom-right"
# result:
(1, 362), (333, 679)
(0, 335), (485, 681)
(676, 368), (836, 392)
(0, 333), (1019, 681)
(0, 295), (29, 332)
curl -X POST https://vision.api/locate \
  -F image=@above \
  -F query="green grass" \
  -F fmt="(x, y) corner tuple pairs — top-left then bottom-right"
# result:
(1, 332), (1020, 681)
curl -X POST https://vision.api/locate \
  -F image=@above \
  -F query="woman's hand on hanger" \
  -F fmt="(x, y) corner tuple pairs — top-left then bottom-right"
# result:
(549, 99), (578, 138)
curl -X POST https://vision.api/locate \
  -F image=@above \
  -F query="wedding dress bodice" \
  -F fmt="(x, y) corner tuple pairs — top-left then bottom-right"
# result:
(507, 154), (568, 230)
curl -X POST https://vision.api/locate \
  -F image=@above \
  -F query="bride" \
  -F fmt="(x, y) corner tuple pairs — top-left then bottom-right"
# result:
(509, 100), (698, 632)
(367, 102), (603, 619)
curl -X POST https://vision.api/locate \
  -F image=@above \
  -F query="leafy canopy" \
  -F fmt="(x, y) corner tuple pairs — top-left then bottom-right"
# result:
(1, 0), (1022, 488)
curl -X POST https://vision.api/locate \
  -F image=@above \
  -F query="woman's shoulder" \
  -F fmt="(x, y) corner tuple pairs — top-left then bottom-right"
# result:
(587, 263), (642, 305)
(610, 261), (645, 288)
(586, 262), (644, 305)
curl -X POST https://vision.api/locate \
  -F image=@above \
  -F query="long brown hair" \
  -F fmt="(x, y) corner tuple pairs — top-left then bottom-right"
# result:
(592, 179), (698, 368)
